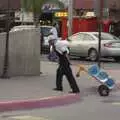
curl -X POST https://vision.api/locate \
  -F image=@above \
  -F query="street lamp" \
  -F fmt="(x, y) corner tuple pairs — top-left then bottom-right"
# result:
(68, 0), (73, 37)
(1, 0), (10, 78)
(98, 0), (103, 68)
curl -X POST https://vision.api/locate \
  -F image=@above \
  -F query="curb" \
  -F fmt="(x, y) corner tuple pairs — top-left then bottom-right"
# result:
(0, 94), (80, 112)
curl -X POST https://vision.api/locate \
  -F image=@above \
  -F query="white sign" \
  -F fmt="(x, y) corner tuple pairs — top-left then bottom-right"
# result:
(15, 11), (34, 22)
(42, 3), (60, 10)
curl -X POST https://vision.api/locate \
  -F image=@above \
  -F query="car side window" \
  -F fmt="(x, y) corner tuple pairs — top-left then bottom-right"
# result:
(83, 34), (95, 41)
(69, 33), (84, 41)
(77, 33), (84, 41)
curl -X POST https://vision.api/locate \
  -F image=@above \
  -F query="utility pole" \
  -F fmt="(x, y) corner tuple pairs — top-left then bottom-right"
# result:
(98, 0), (103, 68)
(68, 0), (73, 37)
(1, 0), (10, 78)
(21, 8), (24, 25)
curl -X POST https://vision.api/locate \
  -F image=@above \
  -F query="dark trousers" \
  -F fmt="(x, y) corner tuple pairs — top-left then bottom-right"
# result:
(56, 65), (80, 92)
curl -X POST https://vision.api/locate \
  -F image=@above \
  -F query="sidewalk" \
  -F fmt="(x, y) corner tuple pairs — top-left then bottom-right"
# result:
(0, 60), (119, 112)
(0, 61), (81, 112)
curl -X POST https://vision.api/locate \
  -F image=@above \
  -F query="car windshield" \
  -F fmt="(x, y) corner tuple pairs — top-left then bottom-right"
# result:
(41, 27), (51, 36)
(94, 33), (120, 40)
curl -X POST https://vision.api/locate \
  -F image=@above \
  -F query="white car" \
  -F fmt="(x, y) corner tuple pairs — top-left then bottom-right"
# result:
(40, 25), (53, 46)
(68, 32), (120, 61)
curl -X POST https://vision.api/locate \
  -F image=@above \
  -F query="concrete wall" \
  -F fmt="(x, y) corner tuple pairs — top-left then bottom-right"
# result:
(0, 33), (6, 76)
(0, 28), (40, 77)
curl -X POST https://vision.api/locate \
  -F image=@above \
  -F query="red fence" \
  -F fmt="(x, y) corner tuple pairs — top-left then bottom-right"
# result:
(61, 17), (111, 40)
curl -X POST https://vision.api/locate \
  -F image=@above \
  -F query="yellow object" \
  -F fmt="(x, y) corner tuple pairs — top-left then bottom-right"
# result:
(76, 65), (87, 77)
(54, 12), (68, 17)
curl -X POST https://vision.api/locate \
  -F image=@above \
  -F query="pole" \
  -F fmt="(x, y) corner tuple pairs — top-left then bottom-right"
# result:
(21, 8), (24, 25)
(1, 0), (10, 78)
(98, 0), (103, 68)
(68, 0), (73, 37)
(33, 0), (37, 27)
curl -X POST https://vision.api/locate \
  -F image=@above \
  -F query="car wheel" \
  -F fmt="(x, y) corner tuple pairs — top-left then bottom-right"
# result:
(114, 57), (120, 62)
(88, 49), (98, 61)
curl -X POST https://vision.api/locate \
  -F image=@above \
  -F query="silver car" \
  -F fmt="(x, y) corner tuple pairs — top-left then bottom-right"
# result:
(68, 32), (120, 61)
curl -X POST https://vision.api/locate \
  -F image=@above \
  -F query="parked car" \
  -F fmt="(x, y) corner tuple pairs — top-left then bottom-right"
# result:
(67, 32), (120, 61)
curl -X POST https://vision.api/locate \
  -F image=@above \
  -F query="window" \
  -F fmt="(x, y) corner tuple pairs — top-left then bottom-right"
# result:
(69, 33), (84, 41)
(94, 33), (120, 40)
(83, 34), (95, 41)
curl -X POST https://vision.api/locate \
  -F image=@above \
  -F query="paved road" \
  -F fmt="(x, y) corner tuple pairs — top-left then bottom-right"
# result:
(1, 90), (120, 120)
(1, 96), (120, 120)
(41, 54), (120, 70)
(0, 55), (120, 120)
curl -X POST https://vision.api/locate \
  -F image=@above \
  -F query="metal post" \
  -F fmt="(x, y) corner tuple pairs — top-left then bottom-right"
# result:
(21, 8), (24, 25)
(98, 0), (103, 68)
(68, 0), (73, 37)
(1, 0), (10, 78)
(33, 0), (37, 27)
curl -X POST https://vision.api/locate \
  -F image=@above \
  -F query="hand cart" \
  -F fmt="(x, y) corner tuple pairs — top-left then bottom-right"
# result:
(76, 64), (116, 96)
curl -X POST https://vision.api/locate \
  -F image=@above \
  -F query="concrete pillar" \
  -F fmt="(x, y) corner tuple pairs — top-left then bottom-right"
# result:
(0, 28), (40, 77)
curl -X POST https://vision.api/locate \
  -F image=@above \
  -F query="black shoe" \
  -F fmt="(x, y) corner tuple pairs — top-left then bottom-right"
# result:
(53, 88), (63, 92)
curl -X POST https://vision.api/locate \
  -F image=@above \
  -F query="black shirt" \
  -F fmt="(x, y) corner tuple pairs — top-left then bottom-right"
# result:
(56, 51), (70, 67)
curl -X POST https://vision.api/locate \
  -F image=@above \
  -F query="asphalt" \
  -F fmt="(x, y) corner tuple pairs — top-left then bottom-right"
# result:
(0, 58), (120, 112)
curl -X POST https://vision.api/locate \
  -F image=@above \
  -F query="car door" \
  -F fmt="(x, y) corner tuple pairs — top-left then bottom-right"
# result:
(80, 33), (96, 56)
(68, 33), (84, 56)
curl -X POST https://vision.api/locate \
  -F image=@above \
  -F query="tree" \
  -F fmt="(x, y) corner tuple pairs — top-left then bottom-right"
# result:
(21, 0), (65, 25)
(21, 0), (46, 25)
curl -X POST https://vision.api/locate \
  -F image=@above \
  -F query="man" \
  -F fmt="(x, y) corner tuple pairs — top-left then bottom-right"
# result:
(48, 23), (58, 61)
(50, 23), (58, 40)
(48, 23), (58, 46)
(53, 40), (80, 93)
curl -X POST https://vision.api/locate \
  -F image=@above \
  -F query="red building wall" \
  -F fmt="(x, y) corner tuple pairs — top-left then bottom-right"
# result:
(61, 17), (111, 39)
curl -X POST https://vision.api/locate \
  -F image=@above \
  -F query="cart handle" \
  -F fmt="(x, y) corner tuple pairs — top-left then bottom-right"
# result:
(76, 65), (87, 77)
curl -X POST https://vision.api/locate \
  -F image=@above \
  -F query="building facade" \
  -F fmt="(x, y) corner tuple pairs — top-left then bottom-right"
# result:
(73, 0), (120, 36)
(73, 0), (120, 21)
(0, 0), (20, 10)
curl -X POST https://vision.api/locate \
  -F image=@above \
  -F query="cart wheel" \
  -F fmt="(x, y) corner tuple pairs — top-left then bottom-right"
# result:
(98, 85), (110, 96)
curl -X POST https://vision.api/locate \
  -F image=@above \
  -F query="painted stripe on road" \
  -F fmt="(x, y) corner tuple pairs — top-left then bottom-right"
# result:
(112, 102), (120, 105)
(10, 116), (49, 120)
